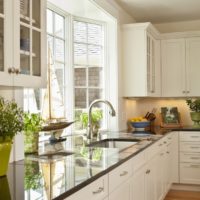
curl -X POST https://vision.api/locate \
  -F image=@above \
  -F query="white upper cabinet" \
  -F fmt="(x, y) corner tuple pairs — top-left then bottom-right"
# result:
(186, 37), (200, 96)
(161, 36), (200, 97)
(161, 39), (185, 97)
(122, 23), (161, 97)
(0, 0), (46, 88)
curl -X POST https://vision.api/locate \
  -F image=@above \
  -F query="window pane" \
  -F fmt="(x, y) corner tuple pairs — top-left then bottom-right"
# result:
(88, 67), (103, 87)
(89, 89), (102, 105)
(74, 43), (87, 65)
(47, 9), (53, 34)
(55, 38), (64, 62)
(88, 45), (102, 66)
(75, 88), (86, 108)
(55, 63), (64, 97)
(47, 35), (53, 55)
(55, 13), (64, 38)
(74, 21), (86, 43)
(75, 68), (86, 86)
(88, 23), (103, 45)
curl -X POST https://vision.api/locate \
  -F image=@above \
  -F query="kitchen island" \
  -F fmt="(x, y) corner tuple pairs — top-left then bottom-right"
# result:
(1, 128), (200, 200)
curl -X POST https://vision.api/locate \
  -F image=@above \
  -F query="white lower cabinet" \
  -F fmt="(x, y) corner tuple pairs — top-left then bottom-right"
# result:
(109, 178), (132, 200)
(179, 131), (200, 185)
(66, 131), (196, 200)
(66, 175), (108, 200)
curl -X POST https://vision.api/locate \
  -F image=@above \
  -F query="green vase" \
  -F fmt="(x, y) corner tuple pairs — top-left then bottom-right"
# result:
(0, 141), (12, 177)
(190, 112), (200, 127)
(24, 131), (39, 154)
(0, 176), (11, 199)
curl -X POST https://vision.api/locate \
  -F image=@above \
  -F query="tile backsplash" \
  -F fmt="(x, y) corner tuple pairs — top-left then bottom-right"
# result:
(125, 98), (193, 126)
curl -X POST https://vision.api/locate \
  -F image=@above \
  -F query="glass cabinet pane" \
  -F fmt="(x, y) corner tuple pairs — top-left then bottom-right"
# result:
(0, 0), (3, 14)
(20, 0), (30, 24)
(32, 30), (41, 76)
(32, 0), (40, 28)
(20, 26), (30, 75)
(0, 18), (3, 71)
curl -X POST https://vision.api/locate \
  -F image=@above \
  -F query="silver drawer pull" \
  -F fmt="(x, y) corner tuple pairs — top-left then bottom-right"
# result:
(190, 157), (200, 160)
(166, 151), (170, 154)
(93, 187), (103, 194)
(191, 136), (200, 138)
(189, 165), (200, 168)
(146, 169), (151, 174)
(120, 171), (128, 177)
(190, 147), (200, 149)
(163, 141), (167, 144)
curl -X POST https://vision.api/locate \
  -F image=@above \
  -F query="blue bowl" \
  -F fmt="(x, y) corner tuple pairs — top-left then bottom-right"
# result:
(130, 121), (150, 128)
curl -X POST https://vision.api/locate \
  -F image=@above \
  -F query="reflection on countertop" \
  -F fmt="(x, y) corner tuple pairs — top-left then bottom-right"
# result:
(1, 129), (173, 200)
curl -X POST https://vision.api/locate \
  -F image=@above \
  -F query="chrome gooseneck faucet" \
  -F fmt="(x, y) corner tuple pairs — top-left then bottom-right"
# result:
(87, 99), (116, 139)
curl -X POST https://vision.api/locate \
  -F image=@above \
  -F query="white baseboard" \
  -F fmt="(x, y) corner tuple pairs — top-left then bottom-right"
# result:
(171, 183), (200, 191)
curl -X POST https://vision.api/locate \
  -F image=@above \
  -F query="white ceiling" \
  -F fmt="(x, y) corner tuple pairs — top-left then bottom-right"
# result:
(115, 0), (200, 23)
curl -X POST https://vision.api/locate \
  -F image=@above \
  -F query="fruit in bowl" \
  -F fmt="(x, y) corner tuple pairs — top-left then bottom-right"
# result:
(130, 117), (150, 128)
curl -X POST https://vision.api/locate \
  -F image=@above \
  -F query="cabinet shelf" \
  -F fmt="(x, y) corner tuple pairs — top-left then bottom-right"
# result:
(20, 14), (36, 24)
(20, 50), (36, 57)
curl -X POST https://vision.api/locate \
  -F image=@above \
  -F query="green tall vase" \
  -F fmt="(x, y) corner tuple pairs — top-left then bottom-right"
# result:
(0, 141), (12, 177)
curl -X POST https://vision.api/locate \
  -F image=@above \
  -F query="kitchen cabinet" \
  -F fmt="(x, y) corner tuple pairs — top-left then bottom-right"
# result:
(132, 144), (158, 200)
(0, 0), (46, 88)
(161, 37), (200, 97)
(66, 175), (108, 200)
(108, 158), (132, 200)
(179, 131), (200, 184)
(122, 23), (161, 97)
(109, 178), (131, 200)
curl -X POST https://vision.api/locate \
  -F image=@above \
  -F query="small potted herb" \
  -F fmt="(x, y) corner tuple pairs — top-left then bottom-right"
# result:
(186, 98), (200, 127)
(23, 112), (43, 154)
(0, 97), (24, 176)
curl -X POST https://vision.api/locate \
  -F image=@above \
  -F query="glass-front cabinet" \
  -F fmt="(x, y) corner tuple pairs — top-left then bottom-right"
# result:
(0, 0), (46, 87)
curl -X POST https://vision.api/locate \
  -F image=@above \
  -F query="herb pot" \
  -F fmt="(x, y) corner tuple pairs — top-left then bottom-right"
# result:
(190, 112), (200, 127)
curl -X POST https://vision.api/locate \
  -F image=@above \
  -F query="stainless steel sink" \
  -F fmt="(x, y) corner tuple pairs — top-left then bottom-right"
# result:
(87, 138), (140, 150)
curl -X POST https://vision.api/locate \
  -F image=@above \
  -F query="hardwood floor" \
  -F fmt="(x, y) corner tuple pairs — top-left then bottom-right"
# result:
(164, 190), (200, 200)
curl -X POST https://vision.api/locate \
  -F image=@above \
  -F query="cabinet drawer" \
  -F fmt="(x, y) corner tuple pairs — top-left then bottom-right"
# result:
(180, 142), (200, 152)
(109, 159), (132, 193)
(66, 175), (108, 200)
(132, 151), (146, 173)
(180, 152), (200, 163)
(180, 163), (200, 184)
(180, 132), (200, 142)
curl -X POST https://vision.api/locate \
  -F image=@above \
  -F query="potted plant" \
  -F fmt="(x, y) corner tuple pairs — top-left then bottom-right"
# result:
(80, 108), (103, 136)
(186, 98), (200, 127)
(23, 112), (43, 154)
(0, 97), (24, 177)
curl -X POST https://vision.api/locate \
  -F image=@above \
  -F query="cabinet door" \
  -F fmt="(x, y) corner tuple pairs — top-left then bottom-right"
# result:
(147, 33), (160, 97)
(186, 37), (200, 96)
(13, 0), (46, 87)
(109, 178), (131, 200)
(145, 156), (157, 200)
(0, 0), (13, 86)
(161, 39), (186, 97)
(132, 165), (145, 200)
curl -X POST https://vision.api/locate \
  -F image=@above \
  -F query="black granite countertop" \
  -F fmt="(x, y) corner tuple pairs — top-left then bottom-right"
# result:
(1, 127), (200, 200)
